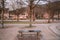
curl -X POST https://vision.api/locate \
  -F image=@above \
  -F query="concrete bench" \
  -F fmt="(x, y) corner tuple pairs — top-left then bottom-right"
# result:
(17, 30), (41, 40)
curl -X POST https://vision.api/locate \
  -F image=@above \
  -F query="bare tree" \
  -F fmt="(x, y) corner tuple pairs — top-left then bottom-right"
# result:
(10, 0), (26, 21)
(45, 1), (52, 23)
(11, 0), (40, 26)
(15, 7), (26, 21)
(4, 0), (40, 27)
(1, 0), (5, 28)
(45, 1), (60, 23)
(28, 0), (40, 27)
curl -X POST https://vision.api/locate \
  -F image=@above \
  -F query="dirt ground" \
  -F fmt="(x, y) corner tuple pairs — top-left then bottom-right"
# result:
(0, 23), (60, 40)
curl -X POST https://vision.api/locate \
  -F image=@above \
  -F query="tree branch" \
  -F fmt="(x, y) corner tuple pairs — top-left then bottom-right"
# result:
(32, 0), (40, 9)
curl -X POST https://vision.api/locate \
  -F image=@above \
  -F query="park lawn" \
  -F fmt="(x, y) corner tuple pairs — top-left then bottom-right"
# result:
(4, 21), (30, 24)
(0, 21), (29, 24)
(0, 21), (48, 24)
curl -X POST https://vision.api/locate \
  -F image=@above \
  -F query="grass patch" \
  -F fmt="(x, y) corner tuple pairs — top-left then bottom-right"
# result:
(0, 21), (50, 24)
(4, 21), (30, 24)
(24, 25), (36, 28)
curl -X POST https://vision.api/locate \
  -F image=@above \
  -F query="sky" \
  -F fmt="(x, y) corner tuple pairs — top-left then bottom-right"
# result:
(4, 0), (60, 10)
(47, 0), (60, 2)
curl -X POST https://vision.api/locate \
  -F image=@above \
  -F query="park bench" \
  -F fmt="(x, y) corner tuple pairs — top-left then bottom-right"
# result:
(17, 30), (41, 40)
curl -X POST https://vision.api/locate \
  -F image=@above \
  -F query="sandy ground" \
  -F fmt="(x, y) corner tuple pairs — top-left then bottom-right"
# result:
(0, 23), (60, 40)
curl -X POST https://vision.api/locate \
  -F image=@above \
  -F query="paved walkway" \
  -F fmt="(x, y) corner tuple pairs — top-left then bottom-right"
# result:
(0, 23), (60, 40)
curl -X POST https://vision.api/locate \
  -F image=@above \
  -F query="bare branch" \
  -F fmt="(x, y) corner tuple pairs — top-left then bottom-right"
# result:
(32, 0), (40, 9)
(10, 0), (16, 10)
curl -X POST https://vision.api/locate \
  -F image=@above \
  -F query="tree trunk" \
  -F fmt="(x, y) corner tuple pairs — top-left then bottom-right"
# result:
(48, 18), (50, 23)
(1, 10), (4, 28)
(48, 12), (51, 23)
(9, 13), (10, 19)
(1, 0), (4, 28)
(28, 0), (40, 27)
(30, 17), (32, 27)
(17, 15), (19, 21)
(32, 9), (35, 21)
(52, 16), (54, 22)
(58, 11), (59, 20)
(29, 10), (32, 27)
(52, 13), (54, 22)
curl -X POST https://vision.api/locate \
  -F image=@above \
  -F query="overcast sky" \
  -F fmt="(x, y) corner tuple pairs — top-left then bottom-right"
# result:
(5, 0), (60, 11)
(47, 0), (60, 2)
